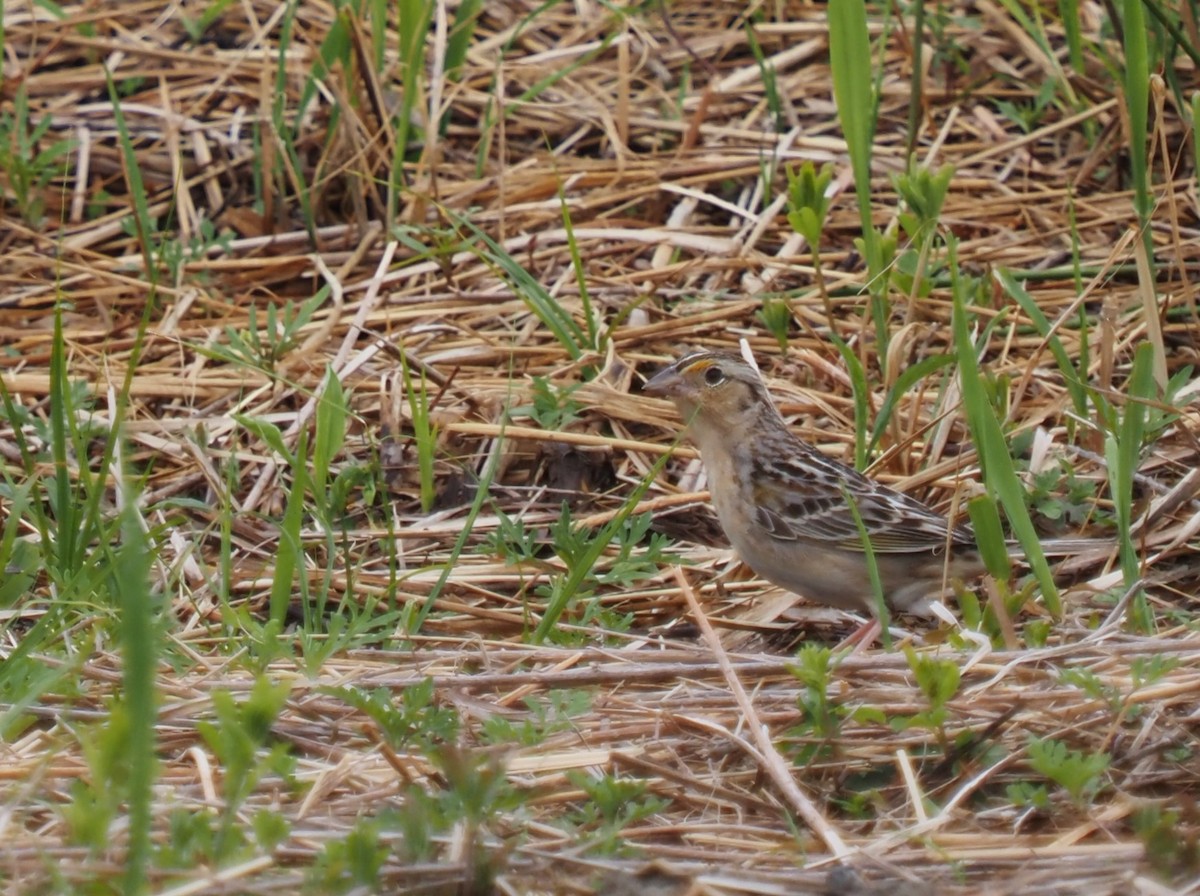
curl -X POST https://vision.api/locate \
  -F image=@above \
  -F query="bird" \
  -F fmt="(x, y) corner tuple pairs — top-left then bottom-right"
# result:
(643, 349), (988, 637)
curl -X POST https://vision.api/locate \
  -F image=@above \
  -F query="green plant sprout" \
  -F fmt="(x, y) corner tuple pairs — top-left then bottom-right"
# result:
(512, 376), (584, 430)
(1025, 736), (1110, 805)
(206, 290), (330, 375)
(892, 159), (955, 308)
(757, 297), (793, 352)
(0, 85), (75, 226)
(530, 506), (675, 644)
(892, 648), (962, 747)
(332, 679), (461, 750)
(786, 644), (851, 764)
(785, 160), (836, 321)
(195, 677), (296, 858)
(565, 771), (670, 855)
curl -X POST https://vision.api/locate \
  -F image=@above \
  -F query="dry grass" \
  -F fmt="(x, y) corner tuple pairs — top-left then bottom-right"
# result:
(2, 1), (1200, 894)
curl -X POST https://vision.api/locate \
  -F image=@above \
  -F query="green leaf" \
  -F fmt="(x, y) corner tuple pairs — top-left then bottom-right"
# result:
(313, 366), (347, 500)
(236, 414), (294, 465)
(904, 646), (961, 710)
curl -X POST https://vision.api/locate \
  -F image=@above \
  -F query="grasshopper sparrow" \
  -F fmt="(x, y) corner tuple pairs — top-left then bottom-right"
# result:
(644, 349), (986, 621)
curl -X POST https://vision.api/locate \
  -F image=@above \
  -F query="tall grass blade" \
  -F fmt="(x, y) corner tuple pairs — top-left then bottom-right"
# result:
(967, 493), (1011, 579)
(828, 0), (877, 252)
(411, 419), (505, 632)
(828, 0), (893, 353)
(830, 333), (870, 470)
(313, 366), (347, 505)
(48, 302), (78, 575)
(1107, 342), (1157, 629)
(1122, 0), (1152, 229)
(445, 0), (482, 80)
(951, 241), (1060, 616)
(389, 0), (435, 222)
(114, 498), (157, 894)
(841, 483), (891, 650)
(996, 270), (1089, 418)
(1060, 0), (1084, 71)
(399, 350), (438, 512)
(867, 354), (956, 457)
(559, 188), (599, 351)
(1193, 93), (1200, 193)
(904, 0), (924, 155)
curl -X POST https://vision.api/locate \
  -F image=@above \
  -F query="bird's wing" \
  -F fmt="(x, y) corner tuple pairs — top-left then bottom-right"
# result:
(753, 452), (975, 555)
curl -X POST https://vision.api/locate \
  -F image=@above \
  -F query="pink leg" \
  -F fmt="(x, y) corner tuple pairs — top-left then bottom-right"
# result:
(834, 617), (880, 653)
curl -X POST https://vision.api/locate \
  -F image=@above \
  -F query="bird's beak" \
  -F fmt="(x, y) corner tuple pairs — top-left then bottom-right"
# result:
(643, 365), (684, 397)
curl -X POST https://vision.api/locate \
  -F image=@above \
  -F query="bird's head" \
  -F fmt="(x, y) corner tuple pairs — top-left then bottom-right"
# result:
(643, 350), (780, 433)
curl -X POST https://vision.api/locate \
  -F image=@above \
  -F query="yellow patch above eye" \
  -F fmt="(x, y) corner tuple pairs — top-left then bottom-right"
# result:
(683, 358), (716, 374)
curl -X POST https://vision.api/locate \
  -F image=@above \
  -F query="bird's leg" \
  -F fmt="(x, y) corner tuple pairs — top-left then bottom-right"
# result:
(834, 617), (881, 654)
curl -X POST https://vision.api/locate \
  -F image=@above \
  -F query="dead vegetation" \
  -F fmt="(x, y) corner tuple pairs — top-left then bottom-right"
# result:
(2, 1), (1200, 893)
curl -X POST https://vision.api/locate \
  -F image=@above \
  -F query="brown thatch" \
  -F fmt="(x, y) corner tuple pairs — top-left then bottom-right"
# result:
(2, 1), (1199, 894)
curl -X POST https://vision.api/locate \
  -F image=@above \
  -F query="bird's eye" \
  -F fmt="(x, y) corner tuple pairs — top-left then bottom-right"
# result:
(703, 365), (726, 386)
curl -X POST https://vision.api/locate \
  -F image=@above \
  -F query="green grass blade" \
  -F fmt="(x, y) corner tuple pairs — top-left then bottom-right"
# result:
(967, 493), (1011, 579)
(1193, 93), (1200, 194)
(271, 431), (309, 631)
(389, 0), (435, 222)
(1140, 0), (1200, 68)
(104, 74), (155, 280)
(904, 0), (925, 155)
(399, 351), (438, 512)
(830, 333), (870, 469)
(313, 366), (348, 507)
(867, 353), (956, 457)
(996, 269), (1089, 418)
(48, 302), (78, 574)
(445, 0), (483, 80)
(411, 418), (506, 632)
(829, 0), (892, 341)
(951, 241), (1060, 616)
(1060, 0), (1084, 71)
(1111, 342), (1157, 629)
(1122, 0), (1151, 228)
(452, 210), (587, 358)
(115, 499), (157, 894)
(559, 186), (599, 351)
(828, 0), (877, 250)
(841, 483), (891, 650)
